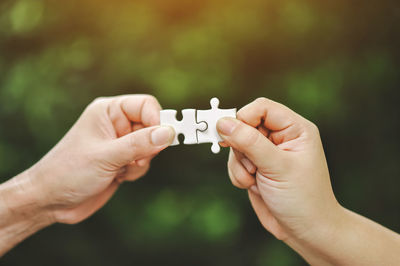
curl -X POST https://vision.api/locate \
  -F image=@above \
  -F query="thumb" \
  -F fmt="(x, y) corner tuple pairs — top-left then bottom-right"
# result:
(107, 126), (175, 167)
(217, 117), (284, 169)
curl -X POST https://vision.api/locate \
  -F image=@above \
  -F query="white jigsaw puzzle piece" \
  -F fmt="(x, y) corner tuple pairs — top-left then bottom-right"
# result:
(160, 109), (207, 146)
(196, 97), (237, 154)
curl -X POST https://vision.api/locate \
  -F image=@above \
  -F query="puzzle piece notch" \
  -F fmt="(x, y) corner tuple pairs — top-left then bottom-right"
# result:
(160, 109), (207, 145)
(197, 97), (237, 154)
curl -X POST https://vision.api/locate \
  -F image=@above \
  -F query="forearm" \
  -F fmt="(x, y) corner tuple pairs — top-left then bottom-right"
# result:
(286, 205), (400, 265)
(0, 169), (54, 256)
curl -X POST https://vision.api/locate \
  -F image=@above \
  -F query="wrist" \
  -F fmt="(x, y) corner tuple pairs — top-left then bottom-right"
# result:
(0, 168), (55, 253)
(7, 167), (55, 224)
(284, 202), (347, 265)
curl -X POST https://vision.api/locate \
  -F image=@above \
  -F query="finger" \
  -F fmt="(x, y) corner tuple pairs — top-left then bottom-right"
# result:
(239, 97), (298, 131)
(135, 156), (152, 167)
(227, 149), (256, 189)
(119, 95), (162, 126)
(228, 167), (244, 189)
(257, 124), (270, 138)
(117, 162), (151, 182)
(219, 141), (229, 148)
(238, 97), (310, 144)
(105, 95), (161, 133)
(88, 181), (120, 213)
(135, 152), (158, 167)
(232, 149), (257, 174)
(217, 117), (285, 169)
(99, 95), (161, 138)
(107, 97), (133, 138)
(249, 185), (260, 195)
(248, 190), (287, 240)
(108, 125), (175, 167)
(132, 123), (145, 132)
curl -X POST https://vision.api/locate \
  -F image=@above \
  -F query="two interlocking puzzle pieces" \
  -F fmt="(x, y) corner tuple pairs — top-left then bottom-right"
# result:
(160, 98), (237, 154)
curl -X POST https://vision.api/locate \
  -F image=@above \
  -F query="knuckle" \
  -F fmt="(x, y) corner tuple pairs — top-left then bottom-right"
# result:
(141, 95), (162, 116)
(110, 97), (121, 106)
(236, 107), (251, 121)
(147, 94), (158, 102)
(237, 97), (270, 120)
(143, 94), (159, 105)
(92, 97), (109, 106)
(306, 120), (320, 136)
(255, 97), (269, 105)
(254, 97), (276, 108)
(255, 97), (293, 114)
(94, 96), (108, 102)
(87, 97), (109, 112)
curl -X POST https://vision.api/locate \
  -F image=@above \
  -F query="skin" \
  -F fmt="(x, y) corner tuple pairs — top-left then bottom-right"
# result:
(217, 97), (400, 265)
(1, 95), (399, 264)
(0, 94), (175, 256)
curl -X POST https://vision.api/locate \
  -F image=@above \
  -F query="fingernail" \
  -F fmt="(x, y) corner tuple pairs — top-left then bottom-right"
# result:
(151, 126), (175, 146)
(217, 118), (239, 136)
(250, 185), (260, 195)
(241, 158), (255, 174)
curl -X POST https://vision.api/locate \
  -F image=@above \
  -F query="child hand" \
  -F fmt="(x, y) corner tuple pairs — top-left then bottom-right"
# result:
(217, 98), (340, 242)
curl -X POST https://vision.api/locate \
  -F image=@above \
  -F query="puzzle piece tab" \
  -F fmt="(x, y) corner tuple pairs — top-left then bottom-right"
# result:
(160, 109), (207, 145)
(197, 98), (237, 154)
(160, 98), (236, 153)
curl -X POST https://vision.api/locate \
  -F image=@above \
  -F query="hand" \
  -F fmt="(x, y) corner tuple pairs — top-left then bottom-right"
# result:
(24, 95), (174, 224)
(217, 97), (340, 242)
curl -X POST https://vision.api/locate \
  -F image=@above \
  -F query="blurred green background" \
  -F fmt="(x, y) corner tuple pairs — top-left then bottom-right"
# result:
(1, 0), (399, 265)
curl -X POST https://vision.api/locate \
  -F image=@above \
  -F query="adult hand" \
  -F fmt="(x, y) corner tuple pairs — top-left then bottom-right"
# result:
(24, 94), (174, 224)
